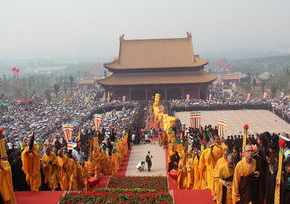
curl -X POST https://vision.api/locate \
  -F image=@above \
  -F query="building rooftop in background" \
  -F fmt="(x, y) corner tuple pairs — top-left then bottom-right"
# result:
(104, 32), (208, 71)
(99, 33), (216, 101)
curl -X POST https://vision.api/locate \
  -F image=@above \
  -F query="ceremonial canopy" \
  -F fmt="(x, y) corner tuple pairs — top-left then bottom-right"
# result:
(99, 33), (216, 100)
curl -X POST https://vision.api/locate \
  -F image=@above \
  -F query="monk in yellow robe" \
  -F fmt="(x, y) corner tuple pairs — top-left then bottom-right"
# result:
(232, 145), (257, 204)
(0, 128), (16, 204)
(56, 150), (69, 190)
(186, 152), (194, 189)
(177, 156), (187, 189)
(21, 134), (41, 192)
(199, 136), (224, 192)
(75, 162), (85, 191)
(66, 154), (77, 191)
(216, 153), (235, 204)
(83, 159), (98, 191)
(41, 147), (58, 190)
(213, 147), (229, 201)
(193, 152), (200, 190)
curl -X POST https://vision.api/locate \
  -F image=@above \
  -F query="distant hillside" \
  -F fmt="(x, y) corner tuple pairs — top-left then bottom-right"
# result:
(230, 55), (290, 73)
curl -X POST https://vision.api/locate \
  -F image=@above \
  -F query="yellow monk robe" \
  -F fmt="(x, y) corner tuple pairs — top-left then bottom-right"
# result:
(0, 160), (16, 204)
(42, 152), (58, 190)
(76, 163), (85, 191)
(0, 137), (16, 204)
(21, 146), (41, 192)
(232, 158), (256, 204)
(177, 158), (187, 189)
(186, 155), (194, 189)
(56, 155), (69, 190)
(84, 159), (97, 191)
(213, 156), (227, 201)
(0, 138), (8, 159)
(68, 158), (78, 191)
(193, 155), (200, 190)
(198, 148), (209, 189)
(217, 162), (234, 204)
(199, 145), (224, 192)
(111, 154), (119, 175)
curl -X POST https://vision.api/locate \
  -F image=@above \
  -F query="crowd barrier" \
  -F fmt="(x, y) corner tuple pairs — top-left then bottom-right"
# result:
(170, 102), (290, 124)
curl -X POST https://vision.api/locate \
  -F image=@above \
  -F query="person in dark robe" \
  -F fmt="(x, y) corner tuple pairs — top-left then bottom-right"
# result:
(265, 146), (278, 204)
(110, 128), (116, 142)
(96, 130), (103, 146)
(253, 133), (269, 204)
(281, 158), (290, 204)
(145, 151), (153, 172)
(168, 151), (180, 172)
(232, 145), (259, 204)
(9, 148), (29, 191)
(232, 146), (241, 167)
(106, 139), (113, 156)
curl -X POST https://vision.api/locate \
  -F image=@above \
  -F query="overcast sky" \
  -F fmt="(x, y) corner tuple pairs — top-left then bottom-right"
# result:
(1, 0), (290, 60)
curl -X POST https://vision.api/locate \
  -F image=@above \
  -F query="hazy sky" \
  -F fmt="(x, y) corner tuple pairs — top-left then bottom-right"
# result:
(1, 0), (290, 60)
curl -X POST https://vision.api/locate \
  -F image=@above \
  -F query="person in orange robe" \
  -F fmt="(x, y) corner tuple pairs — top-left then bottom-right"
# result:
(186, 152), (195, 189)
(84, 158), (98, 191)
(199, 136), (224, 192)
(21, 134), (41, 192)
(192, 150), (200, 190)
(177, 156), (187, 189)
(213, 147), (229, 201)
(0, 128), (16, 204)
(56, 149), (69, 190)
(67, 152), (78, 191)
(41, 147), (58, 190)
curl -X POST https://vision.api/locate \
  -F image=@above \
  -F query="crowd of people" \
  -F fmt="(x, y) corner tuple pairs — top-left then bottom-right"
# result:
(165, 124), (290, 204)
(1, 81), (290, 204)
(0, 87), (139, 144)
(0, 85), (144, 204)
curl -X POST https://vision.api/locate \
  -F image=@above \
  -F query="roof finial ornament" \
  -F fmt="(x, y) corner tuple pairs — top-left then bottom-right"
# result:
(186, 32), (192, 39)
(120, 34), (125, 41)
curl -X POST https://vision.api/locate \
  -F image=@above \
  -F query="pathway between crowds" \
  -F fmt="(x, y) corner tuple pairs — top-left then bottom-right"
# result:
(126, 143), (167, 176)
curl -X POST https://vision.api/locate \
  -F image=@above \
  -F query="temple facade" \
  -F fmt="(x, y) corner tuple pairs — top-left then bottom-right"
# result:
(98, 33), (216, 101)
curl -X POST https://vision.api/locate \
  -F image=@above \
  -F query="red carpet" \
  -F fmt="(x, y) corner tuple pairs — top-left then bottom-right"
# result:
(115, 148), (131, 176)
(15, 191), (64, 204)
(174, 189), (214, 204)
(94, 176), (110, 188)
(164, 143), (213, 203)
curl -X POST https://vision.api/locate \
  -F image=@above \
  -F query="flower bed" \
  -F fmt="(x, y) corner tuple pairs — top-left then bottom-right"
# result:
(60, 189), (173, 204)
(107, 176), (168, 192)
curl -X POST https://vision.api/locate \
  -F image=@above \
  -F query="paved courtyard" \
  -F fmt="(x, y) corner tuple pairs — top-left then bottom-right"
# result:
(175, 110), (290, 135)
(126, 143), (167, 176)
